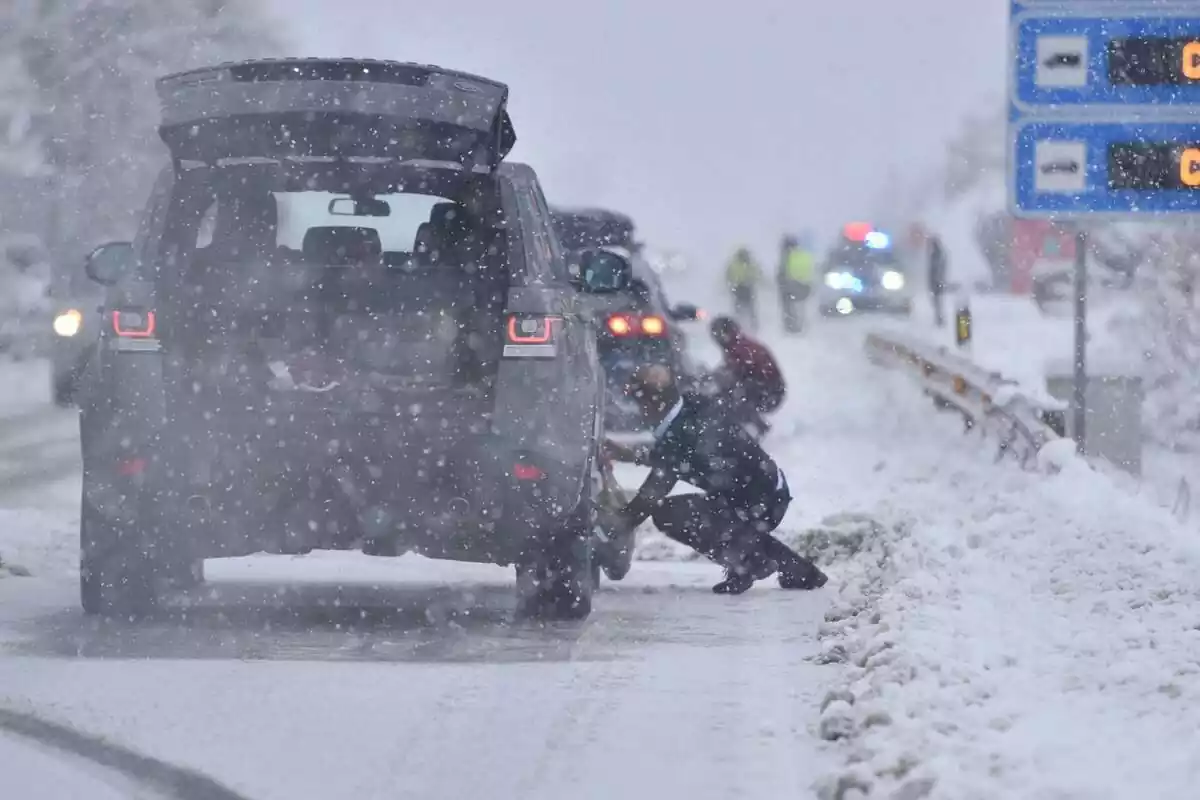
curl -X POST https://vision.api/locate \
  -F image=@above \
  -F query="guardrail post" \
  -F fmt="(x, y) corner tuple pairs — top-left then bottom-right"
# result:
(955, 298), (972, 349)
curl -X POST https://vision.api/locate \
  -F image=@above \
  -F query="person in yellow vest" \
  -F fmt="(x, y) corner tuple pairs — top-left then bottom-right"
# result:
(724, 247), (762, 331)
(777, 234), (815, 333)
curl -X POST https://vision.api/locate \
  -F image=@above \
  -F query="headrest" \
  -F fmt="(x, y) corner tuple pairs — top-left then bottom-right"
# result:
(428, 202), (469, 234)
(302, 226), (382, 266)
(413, 222), (434, 255)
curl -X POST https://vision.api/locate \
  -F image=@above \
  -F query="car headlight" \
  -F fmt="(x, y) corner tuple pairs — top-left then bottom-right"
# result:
(53, 309), (83, 337)
(824, 271), (851, 290)
(881, 270), (905, 291)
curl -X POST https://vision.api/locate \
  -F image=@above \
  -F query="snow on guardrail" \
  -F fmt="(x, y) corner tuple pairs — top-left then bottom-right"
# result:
(864, 329), (1068, 470)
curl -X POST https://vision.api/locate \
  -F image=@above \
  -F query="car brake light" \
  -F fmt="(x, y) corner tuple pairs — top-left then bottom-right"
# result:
(607, 315), (633, 336)
(112, 310), (156, 338)
(117, 457), (147, 476)
(640, 315), (666, 336)
(507, 315), (558, 344)
(513, 462), (545, 480)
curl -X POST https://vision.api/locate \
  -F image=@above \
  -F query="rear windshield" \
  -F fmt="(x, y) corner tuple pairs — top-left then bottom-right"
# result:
(157, 164), (504, 276)
(190, 186), (454, 268)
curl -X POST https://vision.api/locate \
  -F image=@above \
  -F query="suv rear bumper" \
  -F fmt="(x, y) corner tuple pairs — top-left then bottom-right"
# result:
(88, 418), (589, 566)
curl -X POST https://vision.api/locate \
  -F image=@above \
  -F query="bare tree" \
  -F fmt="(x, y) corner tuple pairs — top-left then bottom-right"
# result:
(0, 0), (282, 271)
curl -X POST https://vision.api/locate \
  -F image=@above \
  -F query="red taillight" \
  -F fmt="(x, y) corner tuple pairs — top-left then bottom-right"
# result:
(112, 310), (156, 338)
(513, 462), (545, 480)
(607, 313), (666, 337)
(117, 457), (147, 476)
(640, 315), (666, 336)
(507, 315), (558, 344)
(607, 314), (633, 336)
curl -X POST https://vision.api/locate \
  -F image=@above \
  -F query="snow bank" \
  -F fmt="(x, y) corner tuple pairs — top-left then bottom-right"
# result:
(0, 509), (77, 580)
(811, 424), (1200, 799)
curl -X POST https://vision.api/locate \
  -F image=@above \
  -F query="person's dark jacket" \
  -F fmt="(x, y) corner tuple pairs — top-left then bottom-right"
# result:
(717, 329), (785, 410)
(621, 393), (786, 527)
(928, 237), (947, 293)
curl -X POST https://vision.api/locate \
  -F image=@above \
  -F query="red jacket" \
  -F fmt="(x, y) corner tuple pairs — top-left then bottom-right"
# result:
(719, 332), (785, 407)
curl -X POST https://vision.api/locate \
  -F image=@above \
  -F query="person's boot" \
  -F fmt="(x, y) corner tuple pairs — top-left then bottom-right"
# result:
(760, 536), (827, 590)
(711, 543), (778, 595)
(711, 568), (756, 595)
(777, 558), (828, 590)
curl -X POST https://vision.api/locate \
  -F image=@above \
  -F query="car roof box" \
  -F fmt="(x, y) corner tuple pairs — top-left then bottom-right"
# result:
(156, 58), (516, 171)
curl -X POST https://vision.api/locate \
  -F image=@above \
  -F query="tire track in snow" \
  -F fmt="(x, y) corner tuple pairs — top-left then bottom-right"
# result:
(0, 706), (254, 800)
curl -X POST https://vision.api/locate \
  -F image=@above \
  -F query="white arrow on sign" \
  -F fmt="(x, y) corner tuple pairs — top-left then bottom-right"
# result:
(1036, 35), (1089, 88)
(1034, 140), (1088, 193)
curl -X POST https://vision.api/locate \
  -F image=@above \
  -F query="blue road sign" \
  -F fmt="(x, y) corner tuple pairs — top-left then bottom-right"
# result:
(1013, 10), (1200, 112)
(1009, 1), (1200, 217)
(1011, 119), (1200, 216)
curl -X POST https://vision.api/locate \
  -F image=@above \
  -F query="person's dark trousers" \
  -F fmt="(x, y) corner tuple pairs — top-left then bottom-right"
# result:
(649, 489), (808, 578)
(731, 285), (758, 331)
(778, 280), (799, 332)
(931, 290), (945, 327)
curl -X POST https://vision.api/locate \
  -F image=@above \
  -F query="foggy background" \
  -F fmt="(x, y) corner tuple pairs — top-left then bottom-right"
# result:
(274, 0), (1008, 269)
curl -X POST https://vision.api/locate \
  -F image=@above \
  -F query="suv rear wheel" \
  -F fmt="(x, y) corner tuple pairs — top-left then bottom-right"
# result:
(515, 501), (596, 621)
(80, 491), (200, 618)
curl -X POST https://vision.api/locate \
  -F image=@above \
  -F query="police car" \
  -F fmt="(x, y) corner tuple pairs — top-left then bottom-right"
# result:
(816, 223), (913, 317)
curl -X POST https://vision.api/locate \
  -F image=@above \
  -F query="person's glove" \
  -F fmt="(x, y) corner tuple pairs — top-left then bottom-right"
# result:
(602, 438), (638, 463)
(592, 507), (631, 544)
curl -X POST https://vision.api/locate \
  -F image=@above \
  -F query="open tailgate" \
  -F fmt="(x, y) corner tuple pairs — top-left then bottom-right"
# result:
(156, 59), (516, 169)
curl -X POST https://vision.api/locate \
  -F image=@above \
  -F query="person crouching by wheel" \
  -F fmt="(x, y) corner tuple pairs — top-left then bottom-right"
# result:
(599, 365), (826, 595)
(708, 315), (785, 439)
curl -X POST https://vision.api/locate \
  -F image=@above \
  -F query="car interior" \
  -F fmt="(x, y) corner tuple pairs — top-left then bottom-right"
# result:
(164, 166), (512, 395)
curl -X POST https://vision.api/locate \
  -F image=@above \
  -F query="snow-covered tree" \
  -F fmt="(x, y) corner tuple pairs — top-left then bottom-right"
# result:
(941, 107), (1006, 203)
(1107, 225), (1200, 450)
(0, 0), (282, 267)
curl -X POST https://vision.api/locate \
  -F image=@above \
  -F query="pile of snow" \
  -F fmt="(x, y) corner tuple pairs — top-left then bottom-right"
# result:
(0, 509), (77, 580)
(810, 424), (1200, 799)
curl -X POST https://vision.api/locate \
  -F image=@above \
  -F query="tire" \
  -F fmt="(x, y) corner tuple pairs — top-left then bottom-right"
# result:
(52, 373), (75, 408)
(79, 490), (200, 618)
(515, 503), (596, 622)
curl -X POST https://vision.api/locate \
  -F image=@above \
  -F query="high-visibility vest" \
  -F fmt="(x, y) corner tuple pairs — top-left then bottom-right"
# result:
(785, 248), (815, 283)
(726, 255), (758, 286)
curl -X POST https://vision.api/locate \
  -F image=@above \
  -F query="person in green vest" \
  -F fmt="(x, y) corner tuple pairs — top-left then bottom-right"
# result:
(776, 234), (815, 333)
(724, 247), (762, 331)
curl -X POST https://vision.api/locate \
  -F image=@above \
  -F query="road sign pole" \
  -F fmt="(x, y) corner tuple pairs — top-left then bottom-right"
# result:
(1072, 226), (1087, 455)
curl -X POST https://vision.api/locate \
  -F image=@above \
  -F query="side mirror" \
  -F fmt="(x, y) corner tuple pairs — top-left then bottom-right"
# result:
(85, 241), (134, 286)
(668, 303), (701, 321)
(571, 248), (630, 293)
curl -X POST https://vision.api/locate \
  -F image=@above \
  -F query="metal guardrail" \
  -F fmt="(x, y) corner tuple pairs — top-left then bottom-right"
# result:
(864, 330), (1066, 469)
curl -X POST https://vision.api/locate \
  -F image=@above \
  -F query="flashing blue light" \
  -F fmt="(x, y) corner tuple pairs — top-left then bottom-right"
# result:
(864, 231), (890, 250)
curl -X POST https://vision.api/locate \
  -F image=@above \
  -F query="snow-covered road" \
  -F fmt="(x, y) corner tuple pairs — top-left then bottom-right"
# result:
(0, 359), (840, 799)
(4, 304), (1199, 799)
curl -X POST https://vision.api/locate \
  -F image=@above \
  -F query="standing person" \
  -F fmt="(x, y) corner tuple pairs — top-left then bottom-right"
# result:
(600, 365), (827, 595)
(777, 234), (815, 333)
(927, 231), (948, 328)
(708, 315), (785, 439)
(724, 246), (762, 331)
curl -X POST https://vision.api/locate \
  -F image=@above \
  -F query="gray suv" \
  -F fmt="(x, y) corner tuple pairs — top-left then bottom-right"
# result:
(76, 59), (632, 621)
